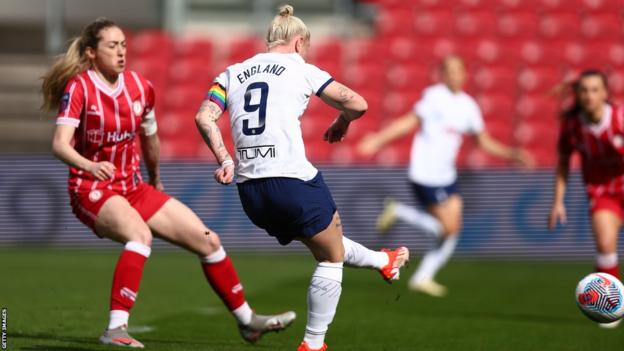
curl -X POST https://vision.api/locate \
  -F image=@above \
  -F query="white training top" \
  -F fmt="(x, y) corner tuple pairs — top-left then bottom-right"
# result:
(215, 53), (333, 183)
(409, 83), (484, 186)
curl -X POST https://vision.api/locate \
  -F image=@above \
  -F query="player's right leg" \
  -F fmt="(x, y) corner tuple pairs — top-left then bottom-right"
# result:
(590, 199), (622, 329)
(93, 195), (153, 348)
(409, 194), (462, 297)
(591, 210), (621, 279)
(298, 213), (345, 351)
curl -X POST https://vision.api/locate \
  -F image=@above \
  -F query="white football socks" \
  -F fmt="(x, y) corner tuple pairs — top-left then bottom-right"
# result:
(394, 203), (443, 237)
(108, 310), (129, 330)
(597, 252), (618, 268)
(411, 236), (458, 283)
(304, 262), (343, 349)
(232, 301), (253, 326)
(342, 236), (388, 269)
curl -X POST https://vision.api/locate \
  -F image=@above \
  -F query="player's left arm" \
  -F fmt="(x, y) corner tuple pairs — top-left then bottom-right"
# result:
(195, 99), (234, 185)
(139, 108), (163, 190)
(474, 131), (533, 167)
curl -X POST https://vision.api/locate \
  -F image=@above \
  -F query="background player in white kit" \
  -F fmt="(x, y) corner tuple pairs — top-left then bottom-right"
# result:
(359, 56), (531, 297)
(195, 5), (409, 351)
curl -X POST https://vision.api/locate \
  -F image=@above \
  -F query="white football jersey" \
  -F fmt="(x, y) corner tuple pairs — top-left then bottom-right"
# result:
(409, 83), (485, 186)
(215, 53), (333, 183)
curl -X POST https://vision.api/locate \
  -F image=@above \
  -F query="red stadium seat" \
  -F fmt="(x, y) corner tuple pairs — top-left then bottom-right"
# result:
(413, 10), (454, 38)
(414, 0), (449, 10)
(168, 57), (213, 88)
(305, 139), (332, 163)
(129, 31), (173, 61)
(477, 93), (516, 123)
(499, 0), (541, 11)
(383, 91), (420, 117)
(497, 12), (539, 40)
(162, 85), (205, 112)
(301, 114), (329, 142)
(579, 0), (622, 13)
(454, 11), (498, 38)
(473, 67), (518, 93)
(127, 58), (169, 90)
(342, 62), (386, 91)
(373, 139), (412, 166)
(173, 37), (213, 62)
(608, 70), (624, 96)
(485, 118), (514, 144)
(517, 67), (562, 93)
(226, 36), (264, 63)
(555, 41), (590, 67)
(515, 94), (560, 121)
(308, 39), (342, 65)
(581, 14), (622, 41)
(591, 42), (624, 68)
(538, 13), (582, 40)
(344, 38), (388, 65)
(536, 0), (582, 13)
(376, 8), (415, 38)
(386, 36), (418, 64)
(515, 116), (559, 141)
(455, 0), (500, 11)
(385, 64), (431, 91)
(507, 40), (564, 66)
(423, 38), (460, 62)
(459, 39), (512, 66)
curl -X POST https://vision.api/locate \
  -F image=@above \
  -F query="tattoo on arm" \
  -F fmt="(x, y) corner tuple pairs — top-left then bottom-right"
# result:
(338, 85), (354, 103)
(196, 101), (232, 164)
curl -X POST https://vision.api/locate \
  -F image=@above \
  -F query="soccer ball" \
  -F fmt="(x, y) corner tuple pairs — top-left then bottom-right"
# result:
(576, 273), (624, 323)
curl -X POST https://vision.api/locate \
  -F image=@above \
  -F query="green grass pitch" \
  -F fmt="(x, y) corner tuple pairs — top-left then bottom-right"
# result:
(1, 248), (623, 350)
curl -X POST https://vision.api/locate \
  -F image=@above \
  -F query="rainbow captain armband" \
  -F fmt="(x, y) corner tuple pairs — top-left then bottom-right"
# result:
(207, 83), (227, 112)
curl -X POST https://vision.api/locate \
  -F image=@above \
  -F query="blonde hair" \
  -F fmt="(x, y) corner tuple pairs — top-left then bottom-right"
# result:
(266, 5), (310, 49)
(41, 17), (117, 111)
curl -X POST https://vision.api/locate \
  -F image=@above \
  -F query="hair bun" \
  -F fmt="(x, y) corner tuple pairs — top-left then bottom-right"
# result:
(278, 4), (294, 17)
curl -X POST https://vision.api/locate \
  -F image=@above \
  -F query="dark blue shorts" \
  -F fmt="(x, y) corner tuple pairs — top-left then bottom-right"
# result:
(236, 172), (337, 245)
(411, 181), (459, 207)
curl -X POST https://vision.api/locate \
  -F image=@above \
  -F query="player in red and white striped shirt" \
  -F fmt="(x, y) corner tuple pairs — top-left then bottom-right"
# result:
(549, 69), (624, 286)
(42, 18), (294, 347)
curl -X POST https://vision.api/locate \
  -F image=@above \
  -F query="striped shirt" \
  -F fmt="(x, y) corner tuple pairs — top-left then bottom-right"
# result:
(56, 70), (155, 195)
(559, 104), (624, 197)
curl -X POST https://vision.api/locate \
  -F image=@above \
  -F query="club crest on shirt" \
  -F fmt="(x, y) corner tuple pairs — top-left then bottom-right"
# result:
(89, 190), (103, 202)
(59, 92), (70, 112)
(87, 129), (104, 144)
(133, 101), (143, 115)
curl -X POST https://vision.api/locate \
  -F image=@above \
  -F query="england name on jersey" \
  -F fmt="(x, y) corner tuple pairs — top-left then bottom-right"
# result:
(213, 53), (333, 182)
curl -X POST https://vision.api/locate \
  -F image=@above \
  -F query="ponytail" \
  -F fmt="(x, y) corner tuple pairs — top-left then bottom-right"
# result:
(41, 17), (117, 112)
(266, 4), (310, 49)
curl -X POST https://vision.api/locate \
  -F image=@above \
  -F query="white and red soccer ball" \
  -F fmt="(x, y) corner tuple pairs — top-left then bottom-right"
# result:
(576, 273), (624, 323)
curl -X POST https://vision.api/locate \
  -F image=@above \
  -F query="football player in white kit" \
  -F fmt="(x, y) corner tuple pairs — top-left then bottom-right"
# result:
(195, 5), (409, 351)
(359, 56), (531, 297)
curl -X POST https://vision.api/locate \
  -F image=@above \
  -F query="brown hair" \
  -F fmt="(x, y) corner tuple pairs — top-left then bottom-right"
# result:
(561, 69), (609, 119)
(41, 17), (117, 111)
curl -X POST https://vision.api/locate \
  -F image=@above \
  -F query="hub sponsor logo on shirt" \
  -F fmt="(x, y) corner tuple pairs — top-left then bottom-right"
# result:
(107, 131), (136, 143)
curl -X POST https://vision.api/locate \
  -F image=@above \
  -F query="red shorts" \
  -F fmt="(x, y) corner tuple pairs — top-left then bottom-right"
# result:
(69, 182), (171, 235)
(589, 193), (624, 219)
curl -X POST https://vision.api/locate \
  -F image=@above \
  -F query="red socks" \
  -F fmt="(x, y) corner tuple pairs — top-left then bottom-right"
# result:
(110, 242), (151, 313)
(200, 247), (246, 311)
